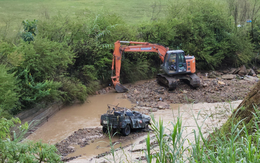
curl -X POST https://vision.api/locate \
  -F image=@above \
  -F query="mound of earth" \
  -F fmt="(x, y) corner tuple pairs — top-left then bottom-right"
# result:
(55, 128), (103, 157)
(56, 127), (148, 161)
(123, 78), (255, 106)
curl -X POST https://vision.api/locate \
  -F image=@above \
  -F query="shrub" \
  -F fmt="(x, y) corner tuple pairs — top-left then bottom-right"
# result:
(0, 65), (19, 117)
(10, 37), (74, 109)
(57, 76), (88, 103)
(0, 116), (62, 162)
(14, 37), (74, 81)
(37, 12), (138, 84)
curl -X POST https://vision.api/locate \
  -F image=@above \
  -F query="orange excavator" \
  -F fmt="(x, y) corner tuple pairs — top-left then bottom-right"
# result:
(111, 40), (200, 93)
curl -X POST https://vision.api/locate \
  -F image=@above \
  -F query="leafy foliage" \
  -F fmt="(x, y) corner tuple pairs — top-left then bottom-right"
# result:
(58, 76), (88, 103)
(15, 37), (74, 81)
(8, 37), (74, 109)
(0, 65), (19, 117)
(21, 20), (38, 42)
(0, 0), (260, 115)
(139, 0), (256, 69)
(37, 12), (138, 85)
(16, 69), (62, 107)
(120, 58), (152, 83)
(0, 116), (62, 162)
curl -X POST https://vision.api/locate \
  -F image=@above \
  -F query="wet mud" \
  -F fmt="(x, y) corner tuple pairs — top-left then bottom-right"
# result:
(124, 78), (254, 105)
(57, 127), (149, 161)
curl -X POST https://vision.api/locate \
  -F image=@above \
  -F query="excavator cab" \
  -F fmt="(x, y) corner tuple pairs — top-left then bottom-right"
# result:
(163, 50), (187, 75)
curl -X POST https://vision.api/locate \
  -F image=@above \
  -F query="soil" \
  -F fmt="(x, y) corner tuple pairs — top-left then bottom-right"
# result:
(124, 77), (254, 105)
(55, 74), (258, 162)
(56, 128), (103, 157)
(56, 127), (149, 161)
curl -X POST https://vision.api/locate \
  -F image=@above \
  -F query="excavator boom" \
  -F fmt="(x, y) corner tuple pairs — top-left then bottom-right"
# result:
(111, 41), (168, 92)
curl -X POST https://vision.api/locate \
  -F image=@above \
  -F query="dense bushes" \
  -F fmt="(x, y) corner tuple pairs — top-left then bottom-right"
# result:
(0, 65), (19, 118)
(8, 37), (77, 111)
(0, 0), (259, 116)
(37, 12), (153, 85)
(0, 116), (62, 162)
(139, 0), (256, 69)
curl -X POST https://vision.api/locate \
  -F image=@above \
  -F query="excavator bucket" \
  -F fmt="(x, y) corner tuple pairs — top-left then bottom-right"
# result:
(115, 83), (128, 93)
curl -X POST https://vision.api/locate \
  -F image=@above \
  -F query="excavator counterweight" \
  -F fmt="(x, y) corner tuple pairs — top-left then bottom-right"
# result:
(111, 40), (200, 92)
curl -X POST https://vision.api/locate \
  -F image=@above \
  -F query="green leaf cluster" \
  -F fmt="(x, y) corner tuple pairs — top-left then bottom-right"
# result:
(0, 116), (62, 162)
(0, 65), (19, 117)
(21, 20), (38, 42)
(0, 0), (260, 115)
(139, 0), (256, 69)
(8, 37), (75, 109)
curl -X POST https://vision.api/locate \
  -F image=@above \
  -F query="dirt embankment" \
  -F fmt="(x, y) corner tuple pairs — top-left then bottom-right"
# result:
(124, 77), (255, 106)
(56, 127), (149, 162)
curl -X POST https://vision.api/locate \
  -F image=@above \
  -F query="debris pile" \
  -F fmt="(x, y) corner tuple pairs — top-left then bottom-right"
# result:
(56, 128), (103, 157)
(123, 66), (259, 105)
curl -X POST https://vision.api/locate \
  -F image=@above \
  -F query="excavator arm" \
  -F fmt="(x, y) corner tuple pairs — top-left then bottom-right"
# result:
(111, 40), (169, 93)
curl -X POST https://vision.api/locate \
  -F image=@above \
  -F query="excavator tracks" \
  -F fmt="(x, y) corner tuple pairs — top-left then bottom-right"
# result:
(156, 74), (177, 90)
(188, 73), (200, 88)
(156, 73), (200, 90)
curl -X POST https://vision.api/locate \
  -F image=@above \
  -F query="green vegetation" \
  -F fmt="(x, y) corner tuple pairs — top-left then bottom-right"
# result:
(0, 0), (167, 27)
(0, 116), (62, 162)
(0, 65), (19, 118)
(0, 0), (260, 161)
(146, 117), (185, 162)
(142, 81), (260, 162)
(142, 109), (260, 162)
(0, 0), (259, 115)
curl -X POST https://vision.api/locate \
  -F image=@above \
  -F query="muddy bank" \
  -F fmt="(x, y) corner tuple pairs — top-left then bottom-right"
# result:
(16, 102), (63, 138)
(56, 128), (103, 157)
(123, 77), (255, 105)
(56, 127), (149, 161)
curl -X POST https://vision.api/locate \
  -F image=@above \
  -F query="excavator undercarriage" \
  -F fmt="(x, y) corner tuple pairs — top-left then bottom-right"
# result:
(156, 73), (200, 90)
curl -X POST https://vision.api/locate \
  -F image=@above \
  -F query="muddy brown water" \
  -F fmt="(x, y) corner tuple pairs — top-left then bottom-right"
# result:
(27, 93), (133, 144)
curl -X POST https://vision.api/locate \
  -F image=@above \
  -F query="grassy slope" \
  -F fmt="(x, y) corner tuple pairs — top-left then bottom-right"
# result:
(0, 0), (168, 27)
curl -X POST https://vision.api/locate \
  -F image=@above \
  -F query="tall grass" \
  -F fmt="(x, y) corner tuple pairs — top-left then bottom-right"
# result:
(0, 0), (168, 27)
(146, 116), (186, 162)
(143, 106), (260, 163)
